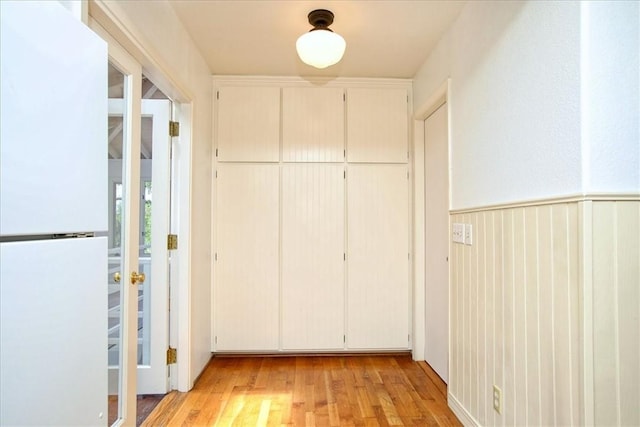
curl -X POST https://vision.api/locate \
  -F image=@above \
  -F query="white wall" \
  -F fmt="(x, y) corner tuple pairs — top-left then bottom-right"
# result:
(581, 1), (640, 193)
(415, 1), (583, 210)
(91, 0), (212, 390)
(414, 0), (639, 210)
(413, 1), (640, 425)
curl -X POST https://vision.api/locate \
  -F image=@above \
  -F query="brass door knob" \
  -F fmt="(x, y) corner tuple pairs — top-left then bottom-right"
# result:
(114, 272), (121, 283)
(130, 271), (145, 285)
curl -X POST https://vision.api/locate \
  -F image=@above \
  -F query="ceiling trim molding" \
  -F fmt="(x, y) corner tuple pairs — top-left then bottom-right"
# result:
(212, 75), (412, 89)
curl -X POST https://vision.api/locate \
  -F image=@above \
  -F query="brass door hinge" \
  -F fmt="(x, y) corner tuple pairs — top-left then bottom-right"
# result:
(167, 234), (178, 250)
(169, 121), (180, 137)
(167, 347), (177, 365)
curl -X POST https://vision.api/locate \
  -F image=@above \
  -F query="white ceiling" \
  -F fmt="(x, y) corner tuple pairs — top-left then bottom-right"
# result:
(168, 0), (466, 79)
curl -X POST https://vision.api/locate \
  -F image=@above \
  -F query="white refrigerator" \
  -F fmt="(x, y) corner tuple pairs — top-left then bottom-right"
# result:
(0, 2), (109, 425)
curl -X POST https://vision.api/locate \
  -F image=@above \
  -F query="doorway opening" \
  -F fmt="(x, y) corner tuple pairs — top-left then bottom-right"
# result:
(106, 65), (176, 426)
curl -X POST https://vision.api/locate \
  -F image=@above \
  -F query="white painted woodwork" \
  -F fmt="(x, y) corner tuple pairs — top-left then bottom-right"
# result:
(346, 88), (408, 163)
(216, 86), (280, 162)
(424, 104), (449, 382)
(591, 201), (640, 426)
(347, 164), (410, 349)
(140, 99), (171, 394)
(282, 87), (345, 162)
(1, 239), (108, 425)
(0, 0), (107, 236)
(450, 203), (582, 426)
(108, 42), (143, 426)
(281, 164), (345, 350)
(214, 164), (280, 350)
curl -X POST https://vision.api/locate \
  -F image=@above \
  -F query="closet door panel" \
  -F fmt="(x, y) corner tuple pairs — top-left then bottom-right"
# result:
(282, 164), (345, 349)
(347, 88), (408, 163)
(282, 87), (345, 162)
(216, 86), (280, 161)
(347, 164), (409, 349)
(215, 164), (279, 350)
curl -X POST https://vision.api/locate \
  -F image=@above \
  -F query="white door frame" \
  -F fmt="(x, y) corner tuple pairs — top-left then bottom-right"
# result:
(89, 5), (193, 392)
(105, 33), (142, 427)
(412, 79), (451, 363)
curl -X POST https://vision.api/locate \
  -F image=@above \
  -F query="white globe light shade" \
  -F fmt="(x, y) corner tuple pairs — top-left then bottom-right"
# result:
(296, 29), (346, 69)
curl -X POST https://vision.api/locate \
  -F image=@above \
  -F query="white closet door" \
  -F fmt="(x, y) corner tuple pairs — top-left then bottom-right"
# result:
(216, 86), (280, 162)
(281, 164), (345, 350)
(282, 87), (345, 162)
(215, 164), (279, 350)
(346, 88), (408, 163)
(347, 165), (409, 349)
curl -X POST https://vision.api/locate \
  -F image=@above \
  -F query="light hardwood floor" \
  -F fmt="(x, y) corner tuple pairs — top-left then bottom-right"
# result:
(142, 354), (461, 426)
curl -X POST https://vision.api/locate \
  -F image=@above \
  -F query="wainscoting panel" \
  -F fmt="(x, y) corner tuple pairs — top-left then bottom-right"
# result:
(591, 201), (640, 426)
(450, 203), (581, 426)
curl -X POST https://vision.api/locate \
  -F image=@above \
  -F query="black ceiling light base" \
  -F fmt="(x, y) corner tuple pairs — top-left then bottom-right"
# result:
(308, 9), (335, 31)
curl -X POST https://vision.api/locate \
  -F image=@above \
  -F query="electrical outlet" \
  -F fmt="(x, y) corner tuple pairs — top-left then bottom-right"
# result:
(452, 223), (465, 244)
(493, 385), (502, 414)
(464, 223), (473, 245)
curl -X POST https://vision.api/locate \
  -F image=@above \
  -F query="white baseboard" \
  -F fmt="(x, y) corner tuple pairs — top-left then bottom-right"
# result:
(448, 392), (479, 427)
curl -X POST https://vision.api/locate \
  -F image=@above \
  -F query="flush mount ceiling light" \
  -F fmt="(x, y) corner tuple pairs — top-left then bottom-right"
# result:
(296, 9), (346, 69)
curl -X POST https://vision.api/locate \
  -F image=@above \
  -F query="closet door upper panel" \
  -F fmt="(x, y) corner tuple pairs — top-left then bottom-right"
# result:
(282, 87), (344, 162)
(214, 164), (279, 351)
(347, 88), (408, 163)
(216, 86), (280, 162)
(347, 164), (409, 349)
(281, 164), (345, 350)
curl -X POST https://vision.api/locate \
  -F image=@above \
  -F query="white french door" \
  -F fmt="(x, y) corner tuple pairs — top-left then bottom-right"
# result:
(108, 98), (172, 395)
(106, 39), (143, 427)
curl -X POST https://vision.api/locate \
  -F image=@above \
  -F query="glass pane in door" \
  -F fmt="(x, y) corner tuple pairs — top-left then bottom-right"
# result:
(106, 62), (126, 426)
(138, 116), (153, 366)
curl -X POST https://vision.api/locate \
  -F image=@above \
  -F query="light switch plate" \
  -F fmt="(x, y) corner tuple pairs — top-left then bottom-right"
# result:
(464, 224), (473, 245)
(452, 223), (465, 244)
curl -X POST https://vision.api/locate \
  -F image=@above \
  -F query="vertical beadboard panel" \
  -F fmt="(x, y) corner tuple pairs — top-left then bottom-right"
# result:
(214, 164), (279, 350)
(461, 212), (469, 407)
(615, 202), (640, 427)
(216, 86), (280, 162)
(552, 203), (578, 426)
(513, 208), (527, 427)
(503, 209), (516, 426)
(478, 212), (487, 426)
(537, 205), (556, 426)
(485, 211), (495, 427)
(592, 201), (640, 426)
(450, 212), (461, 399)
(449, 201), (582, 426)
(281, 164), (345, 350)
(469, 211), (479, 418)
(347, 164), (409, 349)
(524, 207), (541, 426)
(282, 88), (344, 162)
(567, 203), (581, 426)
(346, 88), (408, 163)
(493, 210), (504, 427)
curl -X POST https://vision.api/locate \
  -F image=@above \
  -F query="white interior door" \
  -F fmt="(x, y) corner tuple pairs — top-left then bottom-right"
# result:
(104, 35), (143, 427)
(0, 2), (108, 425)
(109, 99), (171, 395)
(424, 103), (449, 383)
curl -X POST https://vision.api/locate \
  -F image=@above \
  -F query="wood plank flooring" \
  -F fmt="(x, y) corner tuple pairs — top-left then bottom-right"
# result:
(142, 355), (461, 426)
